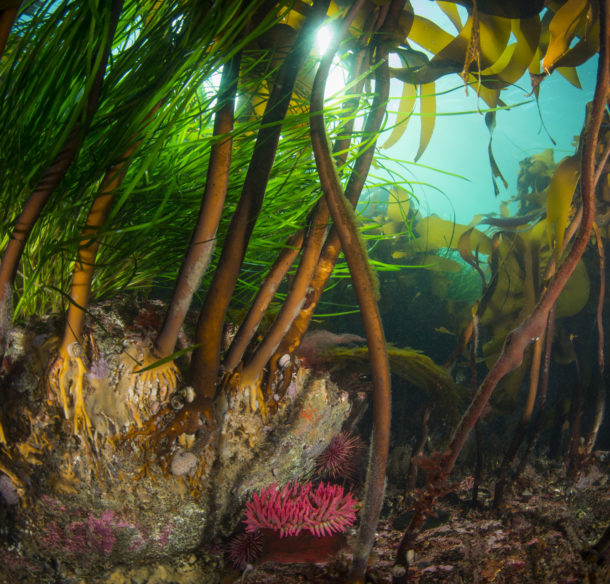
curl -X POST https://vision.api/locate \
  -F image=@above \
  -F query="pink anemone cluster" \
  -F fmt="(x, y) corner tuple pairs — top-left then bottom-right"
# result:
(243, 481), (357, 538)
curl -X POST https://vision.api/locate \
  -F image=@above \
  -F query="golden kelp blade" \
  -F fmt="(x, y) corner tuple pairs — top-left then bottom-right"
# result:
(546, 155), (581, 254)
(415, 82), (436, 162)
(438, 1), (463, 31)
(416, 215), (492, 255)
(554, 14), (600, 68)
(386, 186), (411, 222)
(381, 82), (416, 150)
(557, 65), (582, 88)
(408, 13), (454, 55)
(542, 0), (590, 73)
(481, 15), (540, 85)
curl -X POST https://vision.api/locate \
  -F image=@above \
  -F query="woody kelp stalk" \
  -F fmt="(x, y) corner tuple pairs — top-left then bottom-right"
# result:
(149, 0), (332, 440)
(130, 54), (242, 402)
(49, 141), (143, 436)
(309, 1), (401, 579)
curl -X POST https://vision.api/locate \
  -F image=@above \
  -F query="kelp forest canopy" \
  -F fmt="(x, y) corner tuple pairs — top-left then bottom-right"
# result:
(0, 0), (608, 582)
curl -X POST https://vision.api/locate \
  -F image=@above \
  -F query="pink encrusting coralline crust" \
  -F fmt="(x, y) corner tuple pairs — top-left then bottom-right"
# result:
(244, 481), (357, 538)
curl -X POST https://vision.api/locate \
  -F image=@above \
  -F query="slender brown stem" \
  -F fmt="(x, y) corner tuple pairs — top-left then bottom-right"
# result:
(239, 207), (329, 386)
(493, 332), (544, 509)
(469, 315), (482, 508)
(516, 307), (555, 479)
(237, 0), (366, 389)
(583, 222), (606, 457)
(222, 231), (305, 372)
(154, 54), (241, 359)
(305, 4), (397, 578)
(188, 0), (331, 400)
(0, 0), (123, 356)
(406, 404), (432, 493)
(60, 154), (137, 352)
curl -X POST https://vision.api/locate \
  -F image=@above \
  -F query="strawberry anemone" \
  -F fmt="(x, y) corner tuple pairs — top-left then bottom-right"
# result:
(244, 481), (357, 538)
(235, 481), (358, 565)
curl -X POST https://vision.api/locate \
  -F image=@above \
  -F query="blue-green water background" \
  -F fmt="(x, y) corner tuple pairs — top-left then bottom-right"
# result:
(376, 2), (598, 225)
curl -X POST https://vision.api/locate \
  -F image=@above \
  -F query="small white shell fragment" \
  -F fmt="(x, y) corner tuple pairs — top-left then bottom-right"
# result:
(170, 451), (198, 477)
(184, 386), (196, 403)
(278, 353), (291, 368)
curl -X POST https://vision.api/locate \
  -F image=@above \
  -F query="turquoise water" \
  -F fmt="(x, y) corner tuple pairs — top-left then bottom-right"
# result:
(375, 3), (598, 225)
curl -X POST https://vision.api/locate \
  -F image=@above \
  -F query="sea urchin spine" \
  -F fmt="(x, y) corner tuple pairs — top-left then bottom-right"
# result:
(315, 431), (364, 483)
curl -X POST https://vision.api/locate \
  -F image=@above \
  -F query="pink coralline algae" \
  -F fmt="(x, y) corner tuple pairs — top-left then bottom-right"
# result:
(39, 507), (170, 558)
(244, 481), (357, 539)
(42, 517), (116, 557)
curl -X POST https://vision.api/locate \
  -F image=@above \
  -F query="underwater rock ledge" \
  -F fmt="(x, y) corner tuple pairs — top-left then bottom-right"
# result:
(0, 296), (351, 583)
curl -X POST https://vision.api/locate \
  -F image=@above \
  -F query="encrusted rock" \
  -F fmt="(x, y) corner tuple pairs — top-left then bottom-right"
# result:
(0, 296), (353, 583)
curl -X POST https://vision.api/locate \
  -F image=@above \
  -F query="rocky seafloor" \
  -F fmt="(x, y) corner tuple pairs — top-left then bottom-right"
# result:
(0, 295), (609, 583)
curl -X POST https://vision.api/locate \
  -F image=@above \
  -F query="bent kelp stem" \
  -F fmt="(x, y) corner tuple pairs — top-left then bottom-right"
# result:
(392, 0), (609, 579)
(188, 0), (330, 401)
(309, 11), (393, 580)
(276, 47), (386, 360)
(0, 0), (123, 359)
(153, 53), (241, 360)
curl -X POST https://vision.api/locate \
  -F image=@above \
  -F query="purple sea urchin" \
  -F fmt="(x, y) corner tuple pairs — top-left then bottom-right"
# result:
(226, 531), (263, 569)
(243, 481), (357, 538)
(315, 431), (364, 483)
